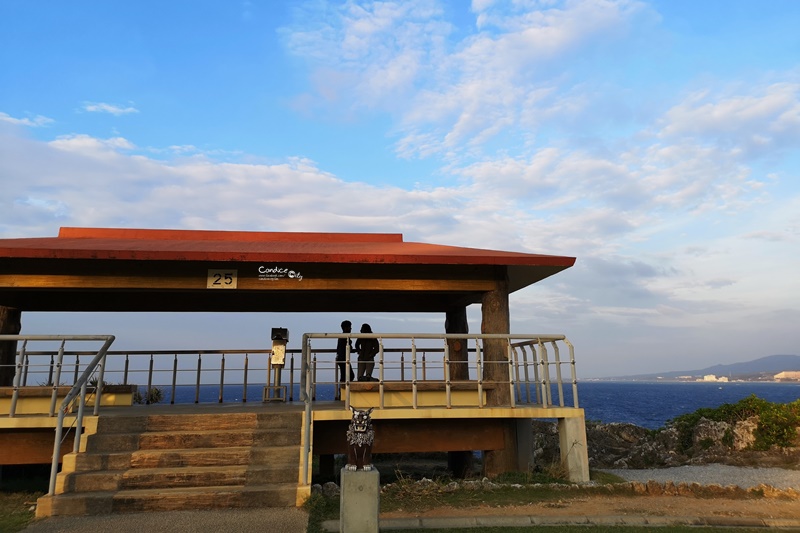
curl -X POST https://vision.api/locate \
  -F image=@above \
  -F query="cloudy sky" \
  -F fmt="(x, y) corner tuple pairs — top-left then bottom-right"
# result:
(1, 0), (798, 378)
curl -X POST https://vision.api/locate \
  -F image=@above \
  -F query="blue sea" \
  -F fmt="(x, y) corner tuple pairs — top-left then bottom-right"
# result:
(161, 381), (800, 430)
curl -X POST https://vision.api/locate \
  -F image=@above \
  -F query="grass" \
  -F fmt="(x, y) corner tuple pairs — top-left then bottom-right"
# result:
(388, 526), (776, 533)
(0, 465), (48, 533)
(304, 464), (636, 533)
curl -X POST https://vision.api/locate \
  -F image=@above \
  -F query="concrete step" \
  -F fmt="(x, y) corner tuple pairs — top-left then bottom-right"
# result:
(57, 470), (123, 493)
(129, 445), (298, 468)
(129, 446), (251, 468)
(38, 484), (299, 517)
(112, 484), (299, 512)
(120, 464), (298, 489)
(137, 429), (300, 450)
(62, 451), (132, 473)
(144, 413), (259, 432)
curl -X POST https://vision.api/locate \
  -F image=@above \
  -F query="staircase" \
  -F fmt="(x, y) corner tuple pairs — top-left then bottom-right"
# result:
(36, 409), (304, 517)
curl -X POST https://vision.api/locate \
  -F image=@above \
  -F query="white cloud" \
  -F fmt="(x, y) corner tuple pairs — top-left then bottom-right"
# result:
(281, 0), (656, 160)
(0, 112), (54, 127)
(82, 102), (140, 116)
(660, 82), (800, 156)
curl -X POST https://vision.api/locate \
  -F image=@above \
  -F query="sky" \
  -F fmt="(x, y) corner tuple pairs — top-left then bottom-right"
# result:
(1, 0), (798, 379)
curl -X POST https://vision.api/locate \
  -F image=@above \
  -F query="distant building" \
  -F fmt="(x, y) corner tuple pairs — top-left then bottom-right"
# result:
(774, 371), (800, 381)
(700, 374), (728, 382)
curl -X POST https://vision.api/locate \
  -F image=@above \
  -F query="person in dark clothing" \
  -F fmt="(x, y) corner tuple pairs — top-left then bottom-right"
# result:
(336, 320), (355, 384)
(355, 323), (380, 382)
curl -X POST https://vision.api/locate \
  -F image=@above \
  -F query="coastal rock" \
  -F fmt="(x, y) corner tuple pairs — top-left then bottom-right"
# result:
(732, 416), (758, 450)
(530, 417), (799, 470)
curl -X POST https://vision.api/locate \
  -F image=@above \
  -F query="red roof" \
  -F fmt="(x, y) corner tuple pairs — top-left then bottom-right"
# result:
(0, 227), (576, 269)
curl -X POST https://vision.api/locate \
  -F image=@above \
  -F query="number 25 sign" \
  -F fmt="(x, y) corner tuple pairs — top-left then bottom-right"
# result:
(207, 269), (238, 289)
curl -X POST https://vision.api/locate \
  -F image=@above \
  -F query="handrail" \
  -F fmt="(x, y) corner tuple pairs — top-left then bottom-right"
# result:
(0, 334), (115, 495)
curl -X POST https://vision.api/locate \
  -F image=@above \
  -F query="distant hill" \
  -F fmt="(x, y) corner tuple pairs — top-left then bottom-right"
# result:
(604, 354), (800, 381)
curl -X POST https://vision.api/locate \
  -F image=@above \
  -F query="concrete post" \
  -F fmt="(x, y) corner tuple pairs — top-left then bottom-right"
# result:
(340, 468), (380, 533)
(557, 416), (590, 482)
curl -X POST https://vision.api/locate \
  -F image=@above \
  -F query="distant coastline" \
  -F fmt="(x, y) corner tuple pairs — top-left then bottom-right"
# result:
(591, 353), (800, 383)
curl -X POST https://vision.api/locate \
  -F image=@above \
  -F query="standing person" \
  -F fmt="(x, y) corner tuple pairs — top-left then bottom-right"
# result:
(336, 320), (355, 384)
(355, 323), (380, 382)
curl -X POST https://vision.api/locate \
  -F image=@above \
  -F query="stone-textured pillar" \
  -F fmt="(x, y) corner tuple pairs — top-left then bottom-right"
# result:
(0, 306), (22, 387)
(481, 279), (510, 406)
(445, 306), (469, 381)
(480, 277), (517, 476)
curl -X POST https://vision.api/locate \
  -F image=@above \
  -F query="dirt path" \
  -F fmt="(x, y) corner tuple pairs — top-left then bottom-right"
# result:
(381, 494), (800, 521)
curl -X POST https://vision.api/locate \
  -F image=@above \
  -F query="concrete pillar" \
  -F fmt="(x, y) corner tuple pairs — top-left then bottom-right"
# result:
(557, 416), (590, 483)
(515, 418), (532, 472)
(339, 468), (380, 533)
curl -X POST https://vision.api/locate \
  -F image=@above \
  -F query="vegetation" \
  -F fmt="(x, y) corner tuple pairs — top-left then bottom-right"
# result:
(133, 386), (164, 404)
(0, 465), (48, 533)
(669, 395), (800, 452)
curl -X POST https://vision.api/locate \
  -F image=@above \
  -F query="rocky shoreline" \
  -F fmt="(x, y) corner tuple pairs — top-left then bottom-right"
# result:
(532, 419), (800, 470)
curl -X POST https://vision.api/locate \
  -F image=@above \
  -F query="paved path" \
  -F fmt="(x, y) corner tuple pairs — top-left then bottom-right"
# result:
(24, 508), (309, 533)
(25, 508), (800, 532)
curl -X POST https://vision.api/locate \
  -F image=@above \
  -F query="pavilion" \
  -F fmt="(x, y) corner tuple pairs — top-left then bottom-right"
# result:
(0, 227), (586, 515)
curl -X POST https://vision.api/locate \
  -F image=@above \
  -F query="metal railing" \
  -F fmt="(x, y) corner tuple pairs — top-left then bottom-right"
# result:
(299, 332), (578, 484)
(2, 332), (578, 493)
(0, 334), (115, 495)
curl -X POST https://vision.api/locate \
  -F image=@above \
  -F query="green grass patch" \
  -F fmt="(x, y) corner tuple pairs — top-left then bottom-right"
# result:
(392, 525), (776, 533)
(0, 465), (49, 532)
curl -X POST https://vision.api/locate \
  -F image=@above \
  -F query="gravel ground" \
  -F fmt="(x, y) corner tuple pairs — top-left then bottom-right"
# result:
(600, 464), (800, 490)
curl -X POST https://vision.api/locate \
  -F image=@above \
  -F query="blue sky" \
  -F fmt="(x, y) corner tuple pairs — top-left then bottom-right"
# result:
(1, 0), (798, 378)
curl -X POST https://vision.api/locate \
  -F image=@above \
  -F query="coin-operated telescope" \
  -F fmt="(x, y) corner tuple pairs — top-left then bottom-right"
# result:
(264, 327), (288, 401)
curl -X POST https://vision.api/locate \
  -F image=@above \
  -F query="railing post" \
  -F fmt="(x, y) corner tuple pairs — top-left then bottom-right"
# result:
(123, 353), (130, 385)
(49, 340), (66, 417)
(8, 340), (27, 418)
(218, 353), (225, 403)
(195, 353), (202, 404)
(476, 339), (484, 408)
(552, 341), (565, 407)
(411, 339), (418, 409)
(93, 356), (107, 415)
(538, 340), (551, 408)
(378, 339), (385, 409)
(506, 338), (516, 408)
(171, 354), (178, 405)
(22, 352), (29, 386)
(243, 353), (249, 403)
(301, 334), (313, 487)
(146, 354), (155, 404)
(565, 338), (579, 408)
(289, 354), (295, 402)
(74, 380), (88, 452)
(443, 338), (451, 409)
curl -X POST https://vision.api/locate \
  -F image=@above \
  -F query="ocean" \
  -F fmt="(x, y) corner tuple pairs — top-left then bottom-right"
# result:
(162, 380), (800, 430)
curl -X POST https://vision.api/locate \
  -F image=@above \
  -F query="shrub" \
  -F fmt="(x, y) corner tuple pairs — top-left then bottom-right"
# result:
(667, 395), (800, 452)
(133, 386), (164, 405)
